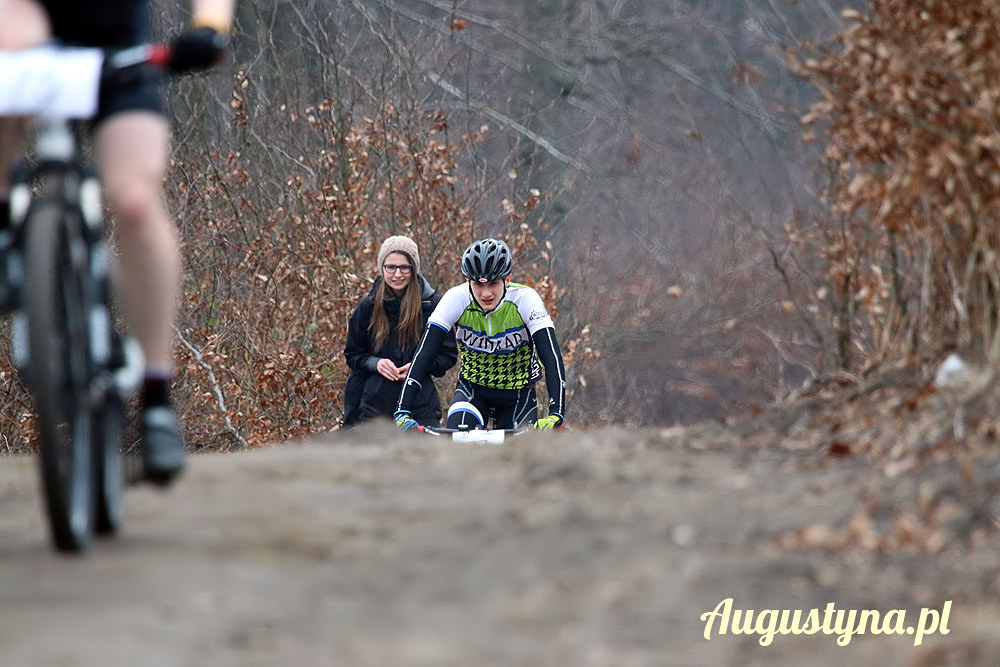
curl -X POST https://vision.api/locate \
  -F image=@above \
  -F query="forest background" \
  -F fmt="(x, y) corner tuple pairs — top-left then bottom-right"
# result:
(7, 0), (995, 452)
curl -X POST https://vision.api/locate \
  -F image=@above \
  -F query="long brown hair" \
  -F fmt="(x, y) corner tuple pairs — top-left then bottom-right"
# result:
(369, 251), (425, 353)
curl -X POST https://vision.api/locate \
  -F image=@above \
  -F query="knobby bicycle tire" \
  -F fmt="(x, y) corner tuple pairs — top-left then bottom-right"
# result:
(24, 197), (97, 553)
(93, 390), (124, 535)
(90, 207), (125, 536)
(93, 332), (127, 536)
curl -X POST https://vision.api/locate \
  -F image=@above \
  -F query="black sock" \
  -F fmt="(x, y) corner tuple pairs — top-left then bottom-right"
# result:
(142, 377), (172, 409)
(0, 197), (9, 231)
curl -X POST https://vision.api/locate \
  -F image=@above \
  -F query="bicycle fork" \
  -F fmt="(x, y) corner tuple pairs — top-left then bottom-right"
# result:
(8, 117), (139, 401)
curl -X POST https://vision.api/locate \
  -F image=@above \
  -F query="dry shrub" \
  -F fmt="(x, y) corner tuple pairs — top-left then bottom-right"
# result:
(793, 2), (1000, 370)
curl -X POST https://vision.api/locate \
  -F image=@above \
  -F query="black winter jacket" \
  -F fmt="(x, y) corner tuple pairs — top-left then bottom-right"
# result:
(343, 275), (457, 425)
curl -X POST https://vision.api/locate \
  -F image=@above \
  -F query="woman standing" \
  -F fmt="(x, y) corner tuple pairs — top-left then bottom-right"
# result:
(343, 236), (457, 426)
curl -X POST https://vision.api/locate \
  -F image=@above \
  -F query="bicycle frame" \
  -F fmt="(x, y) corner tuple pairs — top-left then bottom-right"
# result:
(1, 43), (165, 552)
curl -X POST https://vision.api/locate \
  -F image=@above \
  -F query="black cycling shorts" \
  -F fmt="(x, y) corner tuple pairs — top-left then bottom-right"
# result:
(38, 0), (164, 124)
(448, 376), (538, 430)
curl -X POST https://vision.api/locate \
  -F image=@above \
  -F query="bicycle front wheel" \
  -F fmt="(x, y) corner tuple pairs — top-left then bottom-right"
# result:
(24, 200), (96, 553)
(93, 384), (125, 536)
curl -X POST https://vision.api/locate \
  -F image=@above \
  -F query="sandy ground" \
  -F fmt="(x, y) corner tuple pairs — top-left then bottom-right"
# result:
(1, 419), (998, 666)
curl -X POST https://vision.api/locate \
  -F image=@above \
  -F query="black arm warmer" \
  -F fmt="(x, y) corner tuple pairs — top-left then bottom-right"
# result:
(397, 323), (448, 412)
(428, 327), (459, 377)
(532, 326), (566, 417)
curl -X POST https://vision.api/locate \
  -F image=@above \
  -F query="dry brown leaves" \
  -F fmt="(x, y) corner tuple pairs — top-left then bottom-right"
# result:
(729, 362), (1000, 559)
(793, 1), (1000, 367)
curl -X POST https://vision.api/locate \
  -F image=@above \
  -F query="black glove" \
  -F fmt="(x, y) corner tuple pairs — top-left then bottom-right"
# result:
(168, 26), (230, 74)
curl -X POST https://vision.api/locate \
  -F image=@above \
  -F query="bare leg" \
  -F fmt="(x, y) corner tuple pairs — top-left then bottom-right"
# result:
(94, 112), (178, 371)
(0, 0), (49, 48)
(95, 111), (186, 483)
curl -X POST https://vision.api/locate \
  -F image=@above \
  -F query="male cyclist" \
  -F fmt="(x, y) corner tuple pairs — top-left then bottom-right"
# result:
(395, 238), (566, 431)
(0, 0), (234, 484)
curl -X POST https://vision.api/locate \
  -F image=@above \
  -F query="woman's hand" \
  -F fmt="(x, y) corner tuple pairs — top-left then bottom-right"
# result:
(376, 358), (408, 381)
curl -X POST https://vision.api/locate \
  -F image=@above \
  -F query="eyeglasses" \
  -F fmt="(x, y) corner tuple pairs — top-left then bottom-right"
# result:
(383, 264), (413, 275)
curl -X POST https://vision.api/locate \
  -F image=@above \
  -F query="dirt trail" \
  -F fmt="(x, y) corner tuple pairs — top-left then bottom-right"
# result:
(0, 421), (996, 666)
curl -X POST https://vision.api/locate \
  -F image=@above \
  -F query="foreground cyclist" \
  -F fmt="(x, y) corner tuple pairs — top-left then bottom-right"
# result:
(395, 238), (567, 431)
(0, 0), (234, 484)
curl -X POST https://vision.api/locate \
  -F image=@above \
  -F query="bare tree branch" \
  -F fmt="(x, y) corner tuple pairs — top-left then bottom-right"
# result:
(174, 327), (250, 451)
(657, 55), (791, 137)
(427, 71), (589, 172)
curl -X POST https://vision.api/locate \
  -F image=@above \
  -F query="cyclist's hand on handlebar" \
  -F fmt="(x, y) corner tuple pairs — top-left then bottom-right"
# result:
(532, 414), (564, 430)
(168, 26), (230, 74)
(394, 410), (418, 431)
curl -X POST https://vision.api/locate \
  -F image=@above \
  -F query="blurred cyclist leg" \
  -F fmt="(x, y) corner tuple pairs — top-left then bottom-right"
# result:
(0, 0), (50, 49)
(95, 112), (186, 485)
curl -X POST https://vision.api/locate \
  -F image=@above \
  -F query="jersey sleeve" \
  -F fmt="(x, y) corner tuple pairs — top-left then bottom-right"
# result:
(427, 284), (469, 332)
(517, 287), (555, 336)
(396, 323), (448, 414)
(532, 326), (566, 418)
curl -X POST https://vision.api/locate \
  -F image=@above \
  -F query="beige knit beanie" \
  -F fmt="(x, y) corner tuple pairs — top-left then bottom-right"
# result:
(377, 235), (420, 274)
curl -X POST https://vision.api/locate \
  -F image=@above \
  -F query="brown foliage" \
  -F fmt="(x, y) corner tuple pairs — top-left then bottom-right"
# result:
(795, 2), (1000, 369)
(761, 368), (1000, 558)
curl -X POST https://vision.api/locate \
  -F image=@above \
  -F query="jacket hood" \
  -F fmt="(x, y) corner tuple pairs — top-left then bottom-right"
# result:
(418, 274), (435, 302)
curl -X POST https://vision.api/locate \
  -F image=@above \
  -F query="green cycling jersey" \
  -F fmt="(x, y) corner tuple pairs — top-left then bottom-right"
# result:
(428, 282), (554, 390)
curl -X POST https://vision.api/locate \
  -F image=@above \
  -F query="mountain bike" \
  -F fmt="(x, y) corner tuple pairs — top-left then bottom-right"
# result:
(1, 44), (167, 552)
(417, 424), (530, 445)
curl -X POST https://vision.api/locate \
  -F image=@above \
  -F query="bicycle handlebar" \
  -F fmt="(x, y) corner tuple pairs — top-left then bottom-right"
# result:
(0, 43), (174, 119)
(104, 43), (172, 72)
(417, 425), (531, 436)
